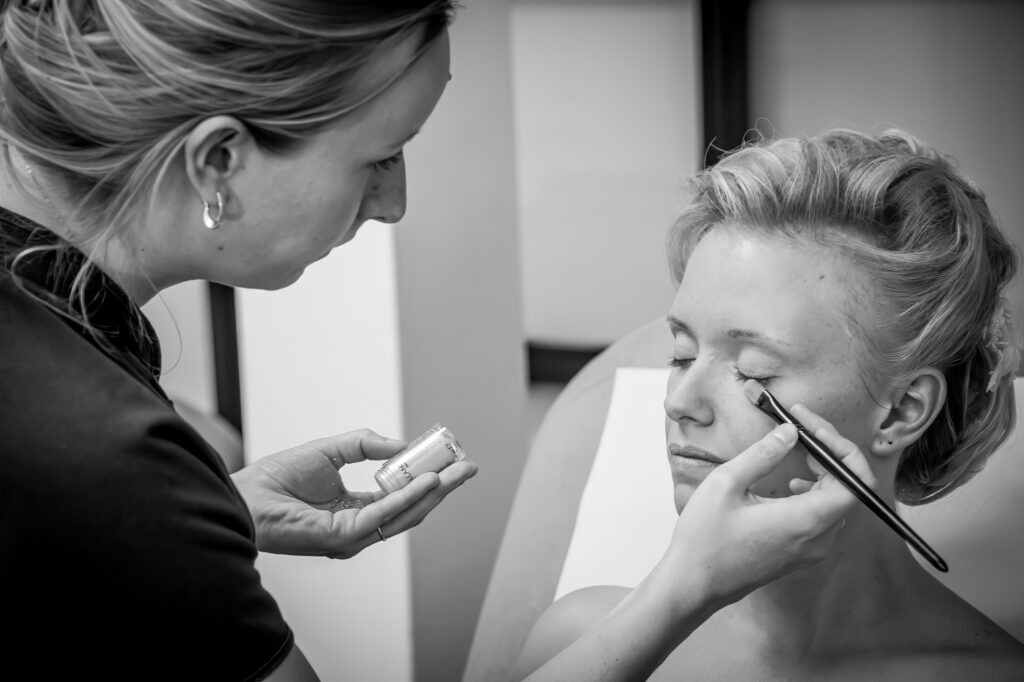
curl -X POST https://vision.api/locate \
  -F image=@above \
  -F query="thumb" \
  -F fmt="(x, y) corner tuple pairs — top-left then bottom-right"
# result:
(310, 429), (407, 468)
(717, 423), (798, 490)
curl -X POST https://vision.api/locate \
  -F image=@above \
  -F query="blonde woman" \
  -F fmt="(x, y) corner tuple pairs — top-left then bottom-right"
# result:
(0, 2), (468, 679)
(518, 130), (1024, 680)
(1, 3), (885, 680)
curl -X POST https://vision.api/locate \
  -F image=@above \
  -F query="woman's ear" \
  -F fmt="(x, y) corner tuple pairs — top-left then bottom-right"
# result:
(182, 115), (253, 207)
(871, 369), (946, 458)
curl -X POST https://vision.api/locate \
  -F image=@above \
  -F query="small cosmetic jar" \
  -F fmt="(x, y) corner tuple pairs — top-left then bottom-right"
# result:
(374, 423), (466, 494)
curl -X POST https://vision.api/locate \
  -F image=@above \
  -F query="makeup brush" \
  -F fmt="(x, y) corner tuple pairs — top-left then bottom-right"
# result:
(742, 380), (948, 573)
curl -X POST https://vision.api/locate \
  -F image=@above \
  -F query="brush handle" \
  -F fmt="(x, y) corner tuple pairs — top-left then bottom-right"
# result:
(760, 391), (948, 573)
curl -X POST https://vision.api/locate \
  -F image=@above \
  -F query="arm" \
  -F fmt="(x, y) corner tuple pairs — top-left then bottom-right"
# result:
(516, 572), (717, 681)
(518, 417), (877, 681)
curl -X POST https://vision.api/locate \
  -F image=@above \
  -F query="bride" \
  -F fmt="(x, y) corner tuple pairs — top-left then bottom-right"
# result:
(516, 129), (1024, 681)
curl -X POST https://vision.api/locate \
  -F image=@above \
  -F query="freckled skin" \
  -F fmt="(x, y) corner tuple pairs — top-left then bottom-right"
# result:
(664, 226), (893, 511)
(530, 223), (1024, 682)
(191, 30), (452, 291)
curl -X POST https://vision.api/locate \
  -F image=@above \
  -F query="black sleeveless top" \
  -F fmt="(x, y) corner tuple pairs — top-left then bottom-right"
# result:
(0, 207), (292, 680)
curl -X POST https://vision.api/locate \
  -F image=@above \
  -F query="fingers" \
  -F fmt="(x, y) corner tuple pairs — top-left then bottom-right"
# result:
(789, 404), (877, 489)
(308, 429), (408, 468)
(375, 461), (478, 538)
(327, 462), (478, 559)
(789, 477), (814, 494)
(714, 423), (799, 490)
(355, 472), (441, 533)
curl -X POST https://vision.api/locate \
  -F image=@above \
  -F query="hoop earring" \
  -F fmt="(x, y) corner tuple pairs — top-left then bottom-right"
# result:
(202, 191), (224, 230)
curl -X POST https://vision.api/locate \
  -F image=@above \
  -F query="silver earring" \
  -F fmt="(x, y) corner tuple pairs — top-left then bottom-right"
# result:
(202, 191), (224, 230)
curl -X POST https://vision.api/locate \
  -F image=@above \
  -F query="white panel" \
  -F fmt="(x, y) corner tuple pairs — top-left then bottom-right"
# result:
(556, 368), (674, 600)
(512, 0), (701, 345)
(238, 225), (410, 682)
(143, 279), (216, 414)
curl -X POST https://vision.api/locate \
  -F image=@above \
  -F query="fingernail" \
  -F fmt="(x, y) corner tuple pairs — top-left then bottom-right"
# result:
(770, 423), (798, 444)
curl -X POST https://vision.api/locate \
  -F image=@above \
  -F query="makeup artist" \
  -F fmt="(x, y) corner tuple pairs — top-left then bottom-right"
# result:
(0, 2), (870, 680)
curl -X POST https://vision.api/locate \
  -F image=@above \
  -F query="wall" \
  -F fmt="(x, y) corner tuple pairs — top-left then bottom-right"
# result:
(393, 2), (529, 681)
(143, 280), (216, 414)
(238, 225), (411, 682)
(511, 0), (702, 347)
(748, 0), (1024, 331)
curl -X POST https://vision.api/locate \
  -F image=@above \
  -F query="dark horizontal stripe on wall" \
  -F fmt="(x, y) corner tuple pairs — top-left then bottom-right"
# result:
(527, 341), (607, 384)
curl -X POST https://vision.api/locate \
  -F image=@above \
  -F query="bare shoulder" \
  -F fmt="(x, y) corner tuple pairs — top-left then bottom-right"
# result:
(514, 585), (630, 679)
(927, 582), (1024, 654)
(936, 620), (1024, 678)
(882, 639), (1024, 682)
(892, 591), (1024, 681)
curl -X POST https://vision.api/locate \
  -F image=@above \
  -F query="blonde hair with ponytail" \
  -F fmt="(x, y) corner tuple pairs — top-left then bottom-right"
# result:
(0, 0), (454, 327)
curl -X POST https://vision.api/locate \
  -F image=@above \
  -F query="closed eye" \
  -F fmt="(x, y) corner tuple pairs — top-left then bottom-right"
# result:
(734, 367), (773, 383)
(667, 356), (693, 369)
(372, 150), (404, 172)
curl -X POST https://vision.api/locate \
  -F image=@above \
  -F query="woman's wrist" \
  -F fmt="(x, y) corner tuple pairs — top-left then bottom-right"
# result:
(634, 556), (722, 641)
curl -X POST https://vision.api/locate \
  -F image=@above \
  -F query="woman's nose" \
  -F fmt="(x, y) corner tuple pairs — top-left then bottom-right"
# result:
(663, 362), (714, 426)
(361, 161), (407, 224)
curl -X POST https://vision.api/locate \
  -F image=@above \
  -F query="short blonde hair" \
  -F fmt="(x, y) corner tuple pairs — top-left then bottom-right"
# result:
(668, 129), (1019, 504)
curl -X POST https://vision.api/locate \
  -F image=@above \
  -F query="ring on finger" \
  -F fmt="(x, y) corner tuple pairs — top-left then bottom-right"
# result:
(377, 526), (387, 542)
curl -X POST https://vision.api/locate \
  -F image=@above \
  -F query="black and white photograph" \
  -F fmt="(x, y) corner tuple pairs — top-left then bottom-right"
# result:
(1, 1), (1022, 680)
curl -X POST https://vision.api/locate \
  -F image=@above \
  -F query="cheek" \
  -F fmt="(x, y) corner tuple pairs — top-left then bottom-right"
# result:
(736, 380), (868, 498)
(801, 384), (878, 449)
(732, 415), (813, 498)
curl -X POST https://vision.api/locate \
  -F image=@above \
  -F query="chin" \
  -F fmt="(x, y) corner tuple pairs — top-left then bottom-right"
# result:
(673, 484), (694, 514)
(277, 267), (307, 288)
(250, 267), (306, 291)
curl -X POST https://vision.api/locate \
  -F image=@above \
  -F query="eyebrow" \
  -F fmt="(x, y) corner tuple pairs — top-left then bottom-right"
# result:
(666, 316), (794, 348)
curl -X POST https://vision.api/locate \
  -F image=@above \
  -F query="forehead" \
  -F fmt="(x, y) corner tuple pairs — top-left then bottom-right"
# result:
(341, 29), (451, 146)
(672, 227), (866, 357)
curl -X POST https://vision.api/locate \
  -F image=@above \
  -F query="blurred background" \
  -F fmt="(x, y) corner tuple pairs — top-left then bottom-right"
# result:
(141, 1), (1024, 680)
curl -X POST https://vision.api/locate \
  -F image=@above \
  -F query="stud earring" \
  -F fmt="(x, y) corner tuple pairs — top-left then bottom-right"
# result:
(202, 191), (224, 230)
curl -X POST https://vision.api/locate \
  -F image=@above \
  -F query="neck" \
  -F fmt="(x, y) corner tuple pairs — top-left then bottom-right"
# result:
(0, 161), (184, 306)
(726, 507), (930, 659)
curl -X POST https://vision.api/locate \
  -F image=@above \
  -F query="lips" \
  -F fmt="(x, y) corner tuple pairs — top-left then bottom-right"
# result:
(668, 443), (727, 465)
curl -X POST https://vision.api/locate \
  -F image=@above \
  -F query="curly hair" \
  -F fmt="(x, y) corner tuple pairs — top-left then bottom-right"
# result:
(667, 128), (1020, 504)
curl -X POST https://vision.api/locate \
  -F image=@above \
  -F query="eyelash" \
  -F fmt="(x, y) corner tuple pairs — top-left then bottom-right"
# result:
(734, 368), (773, 384)
(666, 356), (692, 369)
(666, 356), (774, 384)
(372, 150), (404, 172)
